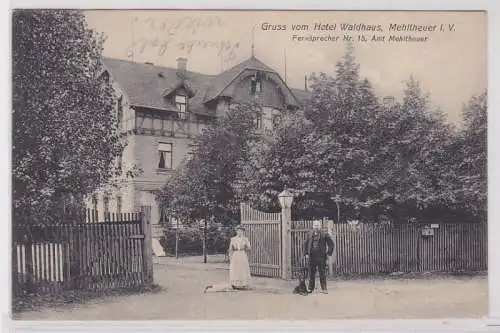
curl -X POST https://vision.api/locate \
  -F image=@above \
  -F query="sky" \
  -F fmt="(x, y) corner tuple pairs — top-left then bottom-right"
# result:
(85, 10), (486, 125)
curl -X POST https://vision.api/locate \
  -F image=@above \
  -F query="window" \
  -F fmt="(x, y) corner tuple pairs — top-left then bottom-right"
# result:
(91, 195), (98, 211)
(256, 78), (262, 93)
(103, 196), (110, 214)
(159, 206), (168, 224)
(255, 114), (262, 129)
(158, 142), (173, 169)
(117, 154), (122, 172)
(117, 96), (123, 124)
(186, 143), (196, 161)
(175, 95), (187, 120)
(116, 196), (122, 215)
(250, 73), (262, 96)
(272, 115), (282, 129)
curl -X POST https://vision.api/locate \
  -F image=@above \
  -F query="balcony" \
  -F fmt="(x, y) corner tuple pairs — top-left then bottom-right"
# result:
(131, 112), (208, 138)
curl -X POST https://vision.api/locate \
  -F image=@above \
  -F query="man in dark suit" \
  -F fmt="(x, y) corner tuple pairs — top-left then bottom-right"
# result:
(303, 220), (334, 294)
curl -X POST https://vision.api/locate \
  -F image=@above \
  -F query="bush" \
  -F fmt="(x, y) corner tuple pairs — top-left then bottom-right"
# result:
(159, 225), (235, 256)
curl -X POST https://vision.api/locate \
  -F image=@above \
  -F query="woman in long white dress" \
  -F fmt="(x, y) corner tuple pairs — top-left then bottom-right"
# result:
(204, 226), (251, 292)
(228, 226), (251, 289)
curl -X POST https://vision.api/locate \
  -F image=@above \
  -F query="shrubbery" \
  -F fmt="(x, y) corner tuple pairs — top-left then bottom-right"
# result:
(159, 225), (235, 256)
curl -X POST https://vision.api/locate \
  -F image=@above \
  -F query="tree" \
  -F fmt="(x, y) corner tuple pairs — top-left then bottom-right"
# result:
(245, 44), (384, 221)
(451, 91), (487, 221)
(366, 77), (458, 223)
(12, 10), (126, 224)
(301, 47), (385, 220)
(157, 102), (261, 262)
(241, 108), (312, 212)
(244, 45), (460, 224)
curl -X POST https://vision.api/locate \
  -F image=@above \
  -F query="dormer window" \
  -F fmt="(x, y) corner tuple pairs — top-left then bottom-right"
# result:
(175, 94), (187, 120)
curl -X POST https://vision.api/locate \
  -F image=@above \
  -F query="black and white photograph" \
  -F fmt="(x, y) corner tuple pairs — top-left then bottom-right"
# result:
(9, 7), (492, 327)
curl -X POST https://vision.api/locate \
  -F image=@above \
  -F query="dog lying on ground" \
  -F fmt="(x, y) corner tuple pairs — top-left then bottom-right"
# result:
(293, 277), (309, 296)
(293, 262), (310, 296)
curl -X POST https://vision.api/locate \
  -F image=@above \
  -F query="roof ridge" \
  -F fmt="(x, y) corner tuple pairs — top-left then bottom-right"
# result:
(101, 56), (217, 78)
(218, 55), (273, 75)
(99, 56), (308, 115)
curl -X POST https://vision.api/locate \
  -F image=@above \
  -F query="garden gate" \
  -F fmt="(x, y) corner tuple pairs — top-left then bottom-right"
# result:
(240, 203), (282, 278)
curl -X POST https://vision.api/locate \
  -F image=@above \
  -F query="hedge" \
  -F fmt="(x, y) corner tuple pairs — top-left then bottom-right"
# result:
(159, 225), (236, 256)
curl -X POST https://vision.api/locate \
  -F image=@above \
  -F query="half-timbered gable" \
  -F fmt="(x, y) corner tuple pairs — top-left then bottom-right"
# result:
(202, 57), (302, 130)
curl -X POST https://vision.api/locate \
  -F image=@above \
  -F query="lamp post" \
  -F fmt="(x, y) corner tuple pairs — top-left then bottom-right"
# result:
(278, 189), (294, 280)
(278, 189), (294, 210)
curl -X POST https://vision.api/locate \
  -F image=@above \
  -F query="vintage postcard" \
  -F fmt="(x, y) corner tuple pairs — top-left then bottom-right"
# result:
(10, 7), (491, 329)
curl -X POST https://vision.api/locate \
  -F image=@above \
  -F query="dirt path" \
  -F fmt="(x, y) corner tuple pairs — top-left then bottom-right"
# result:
(14, 256), (488, 320)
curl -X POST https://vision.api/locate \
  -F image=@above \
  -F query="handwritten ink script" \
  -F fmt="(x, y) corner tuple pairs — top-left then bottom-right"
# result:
(126, 16), (240, 61)
(140, 16), (228, 34)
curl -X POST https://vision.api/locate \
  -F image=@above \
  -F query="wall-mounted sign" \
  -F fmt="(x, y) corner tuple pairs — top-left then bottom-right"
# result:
(422, 226), (434, 236)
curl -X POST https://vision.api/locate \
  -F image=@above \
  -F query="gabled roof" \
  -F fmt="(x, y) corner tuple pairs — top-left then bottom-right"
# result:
(203, 56), (275, 102)
(101, 56), (310, 116)
(102, 57), (215, 115)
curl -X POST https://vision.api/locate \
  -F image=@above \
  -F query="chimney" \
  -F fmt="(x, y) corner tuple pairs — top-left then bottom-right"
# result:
(177, 57), (187, 73)
(304, 75), (308, 92)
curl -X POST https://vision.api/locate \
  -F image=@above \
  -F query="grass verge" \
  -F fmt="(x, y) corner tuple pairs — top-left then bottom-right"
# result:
(11, 284), (164, 316)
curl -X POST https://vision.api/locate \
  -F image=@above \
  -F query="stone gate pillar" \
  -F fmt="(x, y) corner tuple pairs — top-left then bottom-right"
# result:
(278, 189), (294, 280)
(326, 219), (335, 276)
(140, 191), (165, 257)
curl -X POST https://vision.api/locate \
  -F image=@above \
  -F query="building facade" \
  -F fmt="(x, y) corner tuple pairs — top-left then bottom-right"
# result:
(89, 55), (311, 254)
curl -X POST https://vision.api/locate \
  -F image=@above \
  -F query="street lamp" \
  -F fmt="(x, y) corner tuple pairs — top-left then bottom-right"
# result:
(278, 189), (294, 209)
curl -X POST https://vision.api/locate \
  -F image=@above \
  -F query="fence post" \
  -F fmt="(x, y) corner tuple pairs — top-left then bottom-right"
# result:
(327, 219), (335, 276)
(141, 205), (154, 285)
(12, 227), (19, 296)
(23, 228), (35, 293)
(278, 190), (294, 280)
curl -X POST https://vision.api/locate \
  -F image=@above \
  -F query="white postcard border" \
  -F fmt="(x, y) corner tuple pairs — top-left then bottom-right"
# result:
(3, 0), (499, 332)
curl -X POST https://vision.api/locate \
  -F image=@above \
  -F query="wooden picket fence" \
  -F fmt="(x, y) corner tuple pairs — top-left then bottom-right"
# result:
(12, 209), (154, 296)
(290, 221), (488, 278)
(240, 202), (487, 280)
(83, 209), (127, 223)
